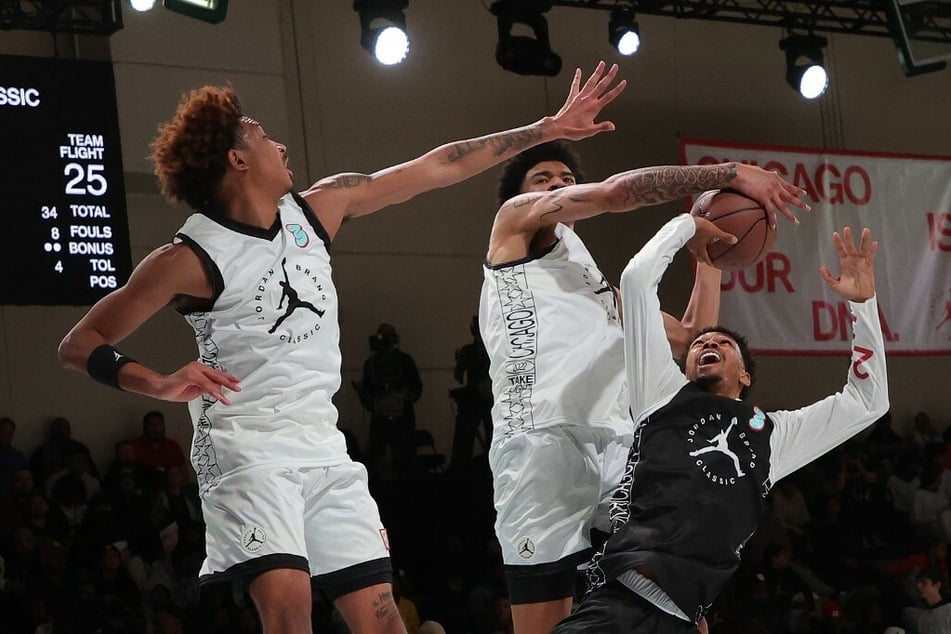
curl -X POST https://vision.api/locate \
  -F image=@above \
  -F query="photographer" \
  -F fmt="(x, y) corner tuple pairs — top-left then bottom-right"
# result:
(358, 324), (423, 479)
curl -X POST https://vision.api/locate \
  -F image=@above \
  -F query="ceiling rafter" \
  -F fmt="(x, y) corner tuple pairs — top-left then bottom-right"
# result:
(551, 1), (951, 42)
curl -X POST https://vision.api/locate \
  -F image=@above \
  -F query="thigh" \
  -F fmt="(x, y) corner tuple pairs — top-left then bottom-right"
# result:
(490, 428), (602, 568)
(200, 466), (308, 582)
(593, 434), (634, 533)
(302, 460), (391, 577)
(554, 582), (696, 634)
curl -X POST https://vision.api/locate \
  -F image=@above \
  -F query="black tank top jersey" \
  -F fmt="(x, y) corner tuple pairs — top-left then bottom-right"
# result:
(591, 383), (774, 621)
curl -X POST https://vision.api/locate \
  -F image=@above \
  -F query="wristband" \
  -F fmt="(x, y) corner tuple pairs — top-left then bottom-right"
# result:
(86, 344), (136, 390)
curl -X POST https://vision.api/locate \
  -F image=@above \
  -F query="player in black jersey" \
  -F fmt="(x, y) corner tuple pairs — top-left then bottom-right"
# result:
(553, 215), (888, 633)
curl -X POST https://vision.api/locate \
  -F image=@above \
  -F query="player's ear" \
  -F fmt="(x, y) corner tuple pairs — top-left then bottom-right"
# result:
(228, 147), (249, 171)
(739, 370), (751, 389)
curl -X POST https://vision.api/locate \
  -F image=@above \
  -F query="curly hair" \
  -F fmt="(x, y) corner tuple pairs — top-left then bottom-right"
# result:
(150, 85), (247, 210)
(495, 140), (586, 207)
(679, 326), (757, 399)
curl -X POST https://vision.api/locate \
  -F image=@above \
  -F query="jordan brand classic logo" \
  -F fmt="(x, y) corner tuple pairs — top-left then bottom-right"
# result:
(268, 257), (326, 333)
(285, 223), (310, 248)
(241, 525), (267, 553)
(690, 418), (746, 477)
(516, 536), (536, 560)
(252, 257), (329, 344)
(687, 412), (758, 486)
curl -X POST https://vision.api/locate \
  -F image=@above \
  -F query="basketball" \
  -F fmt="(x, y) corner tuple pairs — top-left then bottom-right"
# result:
(695, 189), (777, 271)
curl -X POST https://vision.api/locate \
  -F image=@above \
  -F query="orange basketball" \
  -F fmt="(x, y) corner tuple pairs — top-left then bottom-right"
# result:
(696, 189), (777, 271)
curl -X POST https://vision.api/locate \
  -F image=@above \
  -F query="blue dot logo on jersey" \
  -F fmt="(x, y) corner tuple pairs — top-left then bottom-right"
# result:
(749, 407), (766, 431)
(285, 223), (310, 248)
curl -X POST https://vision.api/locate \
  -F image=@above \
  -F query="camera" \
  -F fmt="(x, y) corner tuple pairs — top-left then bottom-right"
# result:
(369, 332), (397, 352)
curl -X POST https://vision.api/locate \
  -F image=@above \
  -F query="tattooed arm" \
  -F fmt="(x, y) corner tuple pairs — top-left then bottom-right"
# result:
(301, 62), (626, 239)
(487, 162), (808, 264)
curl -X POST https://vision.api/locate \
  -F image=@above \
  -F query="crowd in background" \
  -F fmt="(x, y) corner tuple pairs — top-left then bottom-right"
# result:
(2, 408), (950, 633)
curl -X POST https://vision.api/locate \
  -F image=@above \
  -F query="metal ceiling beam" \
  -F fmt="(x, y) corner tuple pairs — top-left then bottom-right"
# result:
(551, 1), (951, 43)
(0, 0), (123, 35)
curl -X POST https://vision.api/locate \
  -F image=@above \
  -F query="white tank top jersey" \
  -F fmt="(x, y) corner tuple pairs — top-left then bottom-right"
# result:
(479, 223), (633, 442)
(174, 192), (346, 495)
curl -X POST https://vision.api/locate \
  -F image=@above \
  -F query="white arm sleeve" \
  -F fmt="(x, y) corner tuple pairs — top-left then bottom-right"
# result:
(767, 297), (890, 483)
(621, 214), (693, 423)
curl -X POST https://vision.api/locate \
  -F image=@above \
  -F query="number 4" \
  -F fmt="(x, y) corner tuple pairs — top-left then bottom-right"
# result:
(54, 260), (63, 273)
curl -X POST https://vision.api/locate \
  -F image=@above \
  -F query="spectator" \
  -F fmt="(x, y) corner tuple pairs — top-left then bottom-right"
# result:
(131, 411), (187, 474)
(914, 412), (941, 450)
(449, 316), (493, 472)
(45, 443), (101, 528)
(0, 417), (27, 493)
(0, 467), (35, 543)
(30, 416), (96, 487)
(25, 492), (69, 545)
(358, 323), (423, 479)
(103, 440), (155, 501)
(901, 568), (951, 634)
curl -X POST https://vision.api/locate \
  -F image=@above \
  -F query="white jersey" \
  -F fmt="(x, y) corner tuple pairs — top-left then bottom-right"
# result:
(479, 223), (632, 442)
(175, 192), (346, 494)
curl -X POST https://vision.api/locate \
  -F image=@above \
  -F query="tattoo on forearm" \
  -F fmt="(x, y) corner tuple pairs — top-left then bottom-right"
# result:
(445, 127), (543, 162)
(371, 591), (399, 623)
(538, 190), (590, 222)
(326, 173), (372, 189)
(621, 163), (738, 206)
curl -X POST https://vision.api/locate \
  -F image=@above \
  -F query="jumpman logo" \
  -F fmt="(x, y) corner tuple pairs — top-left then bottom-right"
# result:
(689, 417), (746, 477)
(268, 257), (325, 334)
(244, 527), (265, 548)
(593, 273), (618, 311)
(516, 536), (536, 559)
(937, 288), (951, 331)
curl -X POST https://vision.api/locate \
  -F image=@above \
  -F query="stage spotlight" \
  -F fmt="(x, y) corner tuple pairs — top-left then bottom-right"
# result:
(491, 0), (561, 76)
(130, 0), (157, 11)
(609, 9), (640, 56)
(163, 0), (227, 24)
(354, 0), (410, 66)
(779, 33), (829, 99)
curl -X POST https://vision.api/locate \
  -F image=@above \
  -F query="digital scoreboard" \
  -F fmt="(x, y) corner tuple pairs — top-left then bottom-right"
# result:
(0, 54), (132, 306)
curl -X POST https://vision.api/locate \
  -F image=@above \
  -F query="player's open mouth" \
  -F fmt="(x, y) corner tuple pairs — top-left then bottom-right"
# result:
(698, 351), (721, 367)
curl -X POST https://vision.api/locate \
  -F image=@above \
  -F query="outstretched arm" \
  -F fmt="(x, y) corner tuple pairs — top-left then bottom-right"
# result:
(489, 162), (806, 264)
(621, 215), (736, 422)
(304, 61), (626, 238)
(768, 227), (888, 483)
(662, 262), (722, 358)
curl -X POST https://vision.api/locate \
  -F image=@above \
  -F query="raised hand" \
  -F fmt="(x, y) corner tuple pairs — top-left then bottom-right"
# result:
(152, 361), (241, 405)
(548, 61), (627, 140)
(820, 226), (878, 302)
(687, 215), (738, 266)
(731, 163), (812, 228)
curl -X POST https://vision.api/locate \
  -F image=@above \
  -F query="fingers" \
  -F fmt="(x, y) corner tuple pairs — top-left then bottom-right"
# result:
(592, 63), (620, 96)
(567, 67), (582, 101)
(598, 78), (627, 107)
(578, 60), (607, 96)
(819, 264), (838, 289)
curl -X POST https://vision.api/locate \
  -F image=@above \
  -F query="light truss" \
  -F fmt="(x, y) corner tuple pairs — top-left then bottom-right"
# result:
(0, 0), (123, 35)
(551, 1), (951, 43)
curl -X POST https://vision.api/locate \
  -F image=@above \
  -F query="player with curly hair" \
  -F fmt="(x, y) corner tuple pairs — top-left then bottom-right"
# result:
(58, 64), (625, 633)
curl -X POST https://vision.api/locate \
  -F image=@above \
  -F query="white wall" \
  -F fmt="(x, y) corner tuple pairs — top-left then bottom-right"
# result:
(1, 0), (949, 469)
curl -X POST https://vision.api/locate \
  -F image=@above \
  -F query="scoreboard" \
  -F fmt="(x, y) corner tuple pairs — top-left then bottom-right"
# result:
(0, 54), (132, 306)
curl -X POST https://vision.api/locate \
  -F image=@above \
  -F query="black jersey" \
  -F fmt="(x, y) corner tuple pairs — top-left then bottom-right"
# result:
(589, 214), (890, 623)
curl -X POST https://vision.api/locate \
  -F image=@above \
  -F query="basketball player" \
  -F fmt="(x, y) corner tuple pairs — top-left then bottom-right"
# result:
(57, 62), (624, 634)
(552, 218), (887, 632)
(481, 145), (809, 633)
